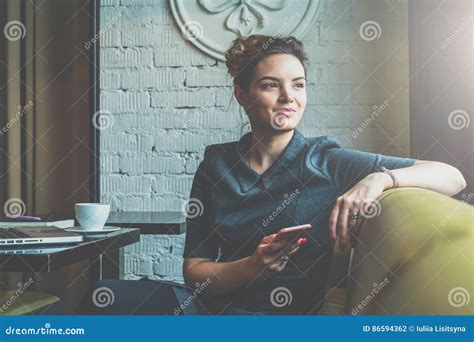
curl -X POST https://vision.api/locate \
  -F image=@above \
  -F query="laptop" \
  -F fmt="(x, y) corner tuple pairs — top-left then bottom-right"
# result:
(0, 226), (83, 246)
(0, 246), (67, 254)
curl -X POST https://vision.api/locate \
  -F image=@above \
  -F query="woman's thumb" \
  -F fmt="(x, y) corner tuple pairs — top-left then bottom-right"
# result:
(262, 233), (276, 244)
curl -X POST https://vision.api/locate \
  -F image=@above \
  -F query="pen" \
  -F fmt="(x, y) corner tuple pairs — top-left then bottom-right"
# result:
(13, 215), (42, 222)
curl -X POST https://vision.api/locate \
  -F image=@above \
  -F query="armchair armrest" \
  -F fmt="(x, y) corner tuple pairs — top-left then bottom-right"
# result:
(345, 188), (473, 315)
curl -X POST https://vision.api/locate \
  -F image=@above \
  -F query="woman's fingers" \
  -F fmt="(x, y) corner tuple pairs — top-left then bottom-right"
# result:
(268, 261), (287, 273)
(259, 234), (306, 274)
(351, 218), (363, 241)
(262, 234), (276, 244)
(285, 245), (300, 257)
(337, 200), (350, 251)
(328, 203), (340, 242)
(264, 243), (301, 272)
(258, 233), (307, 275)
(331, 195), (366, 250)
(260, 238), (289, 255)
(268, 244), (299, 262)
(265, 244), (304, 274)
(352, 217), (363, 235)
(267, 253), (293, 272)
(283, 242), (300, 255)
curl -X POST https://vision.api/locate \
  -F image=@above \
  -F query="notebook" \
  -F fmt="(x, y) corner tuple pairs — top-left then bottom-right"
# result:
(0, 226), (82, 246)
(0, 219), (75, 229)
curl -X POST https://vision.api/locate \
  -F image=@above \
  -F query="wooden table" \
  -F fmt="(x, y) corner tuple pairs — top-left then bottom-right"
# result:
(0, 211), (186, 279)
(107, 211), (186, 235)
(0, 228), (140, 278)
(0, 228), (139, 314)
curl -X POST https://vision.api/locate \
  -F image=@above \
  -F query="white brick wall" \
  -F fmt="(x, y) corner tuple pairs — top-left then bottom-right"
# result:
(100, 0), (411, 283)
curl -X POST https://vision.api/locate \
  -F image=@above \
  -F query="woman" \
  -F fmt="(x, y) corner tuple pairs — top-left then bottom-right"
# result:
(178, 34), (466, 315)
(80, 35), (465, 316)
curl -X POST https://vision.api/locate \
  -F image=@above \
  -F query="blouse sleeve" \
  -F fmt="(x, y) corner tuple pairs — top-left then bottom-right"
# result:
(183, 146), (219, 260)
(312, 136), (417, 193)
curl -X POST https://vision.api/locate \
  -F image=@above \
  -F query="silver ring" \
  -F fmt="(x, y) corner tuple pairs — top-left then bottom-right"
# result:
(280, 255), (289, 263)
(348, 211), (360, 220)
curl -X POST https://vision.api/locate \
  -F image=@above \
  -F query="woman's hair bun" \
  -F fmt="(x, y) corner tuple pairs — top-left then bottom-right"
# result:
(225, 36), (263, 77)
(224, 35), (307, 87)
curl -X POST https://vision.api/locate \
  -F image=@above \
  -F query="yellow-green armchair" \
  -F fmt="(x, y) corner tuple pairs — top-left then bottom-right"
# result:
(321, 188), (473, 315)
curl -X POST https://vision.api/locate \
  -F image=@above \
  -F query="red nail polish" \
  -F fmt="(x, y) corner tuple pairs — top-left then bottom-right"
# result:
(298, 237), (307, 245)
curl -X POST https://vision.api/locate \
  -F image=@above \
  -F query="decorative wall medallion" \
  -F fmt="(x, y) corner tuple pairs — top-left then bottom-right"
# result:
(199, 0), (290, 37)
(170, 0), (320, 61)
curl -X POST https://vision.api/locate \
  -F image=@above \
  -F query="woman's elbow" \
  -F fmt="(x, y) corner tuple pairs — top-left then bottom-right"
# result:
(182, 266), (191, 287)
(459, 174), (467, 192)
(182, 260), (195, 287)
(446, 163), (467, 195)
(182, 258), (212, 287)
(452, 165), (467, 193)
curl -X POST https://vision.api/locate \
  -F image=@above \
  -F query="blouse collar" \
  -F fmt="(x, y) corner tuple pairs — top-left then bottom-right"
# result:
(232, 129), (307, 193)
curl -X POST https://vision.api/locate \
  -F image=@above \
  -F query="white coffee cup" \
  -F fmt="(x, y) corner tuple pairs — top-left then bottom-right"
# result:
(75, 203), (110, 231)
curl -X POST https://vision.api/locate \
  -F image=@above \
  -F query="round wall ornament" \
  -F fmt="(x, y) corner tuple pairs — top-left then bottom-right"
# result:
(170, 0), (320, 61)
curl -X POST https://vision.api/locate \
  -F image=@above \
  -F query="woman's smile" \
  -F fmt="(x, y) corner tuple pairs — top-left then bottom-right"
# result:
(274, 108), (296, 115)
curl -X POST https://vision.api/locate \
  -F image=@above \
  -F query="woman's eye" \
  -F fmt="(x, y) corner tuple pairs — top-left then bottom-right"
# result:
(262, 83), (278, 89)
(295, 82), (305, 88)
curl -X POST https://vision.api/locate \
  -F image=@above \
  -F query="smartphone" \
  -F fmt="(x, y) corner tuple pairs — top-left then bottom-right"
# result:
(273, 224), (312, 243)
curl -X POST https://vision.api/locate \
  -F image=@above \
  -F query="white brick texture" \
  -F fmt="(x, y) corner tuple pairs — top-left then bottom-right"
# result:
(100, 0), (411, 282)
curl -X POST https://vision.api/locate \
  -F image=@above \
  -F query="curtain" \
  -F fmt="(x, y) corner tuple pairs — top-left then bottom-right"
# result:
(0, 0), (92, 217)
(409, 0), (473, 202)
(0, 0), (96, 313)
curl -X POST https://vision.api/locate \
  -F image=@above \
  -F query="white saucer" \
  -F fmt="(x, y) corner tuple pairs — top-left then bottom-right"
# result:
(66, 226), (121, 234)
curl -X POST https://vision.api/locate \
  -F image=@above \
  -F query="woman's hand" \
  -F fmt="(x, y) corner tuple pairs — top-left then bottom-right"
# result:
(249, 233), (303, 275)
(329, 172), (390, 251)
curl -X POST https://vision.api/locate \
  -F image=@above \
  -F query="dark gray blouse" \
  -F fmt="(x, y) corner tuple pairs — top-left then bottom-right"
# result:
(183, 129), (416, 315)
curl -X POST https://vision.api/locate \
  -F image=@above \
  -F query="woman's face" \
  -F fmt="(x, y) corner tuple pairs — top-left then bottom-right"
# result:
(236, 53), (307, 132)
